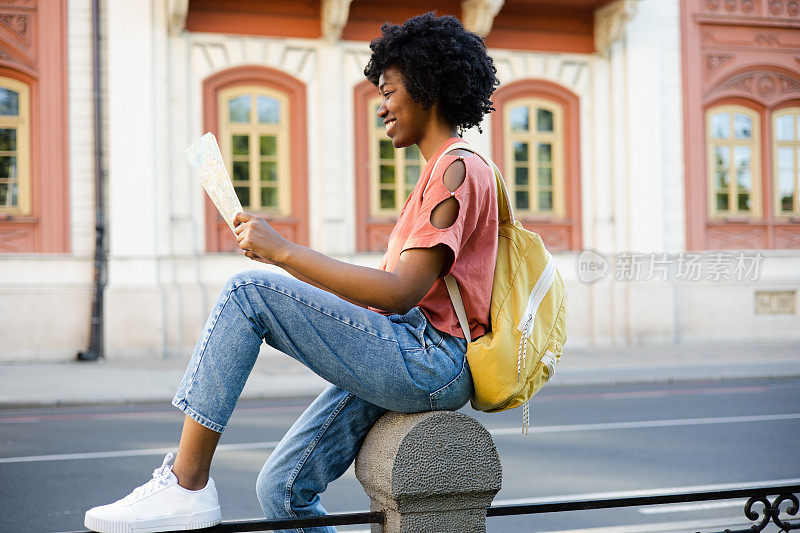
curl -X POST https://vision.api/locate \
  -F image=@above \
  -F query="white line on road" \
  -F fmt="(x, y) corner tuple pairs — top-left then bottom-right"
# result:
(488, 412), (800, 436)
(491, 478), (800, 505)
(0, 440), (280, 464)
(638, 499), (746, 514)
(533, 516), (751, 533)
(2, 413), (798, 464)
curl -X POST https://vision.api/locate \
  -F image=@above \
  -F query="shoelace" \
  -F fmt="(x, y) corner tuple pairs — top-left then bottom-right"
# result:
(122, 453), (176, 502)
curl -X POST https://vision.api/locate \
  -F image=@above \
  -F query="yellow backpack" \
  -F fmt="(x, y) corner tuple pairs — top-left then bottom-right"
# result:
(431, 142), (567, 433)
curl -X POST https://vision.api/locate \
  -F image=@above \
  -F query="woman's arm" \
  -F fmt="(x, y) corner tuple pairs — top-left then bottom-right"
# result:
(242, 250), (367, 308)
(233, 159), (466, 314)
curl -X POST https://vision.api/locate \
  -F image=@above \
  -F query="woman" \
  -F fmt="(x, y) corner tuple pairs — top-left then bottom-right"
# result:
(85, 12), (500, 533)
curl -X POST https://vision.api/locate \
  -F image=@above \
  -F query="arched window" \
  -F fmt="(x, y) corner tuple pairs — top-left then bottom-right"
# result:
(218, 86), (290, 214)
(774, 107), (800, 217)
(0, 76), (29, 215)
(491, 79), (582, 252)
(202, 66), (308, 252)
(366, 95), (423, 217)
(705, 105), (761, 218)
(504, 97), (564, 216)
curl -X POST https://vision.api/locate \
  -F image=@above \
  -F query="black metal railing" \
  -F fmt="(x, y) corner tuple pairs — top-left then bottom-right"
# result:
(75, 483), (799, 533)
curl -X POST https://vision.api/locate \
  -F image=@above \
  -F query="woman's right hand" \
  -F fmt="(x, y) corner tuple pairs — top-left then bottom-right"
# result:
(244, 250), (277, 265)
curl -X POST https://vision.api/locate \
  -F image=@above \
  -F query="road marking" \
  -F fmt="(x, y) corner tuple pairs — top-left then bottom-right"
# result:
(488, 412), (800, 436)
(638, 499), (746, 514)
(491, 478), (800, 505)
(0, 440), (280, 464)
(2, 413), (798, 464)
(533, 516), (752, 533)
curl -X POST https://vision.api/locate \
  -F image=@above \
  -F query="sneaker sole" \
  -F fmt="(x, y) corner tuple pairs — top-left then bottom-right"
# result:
(85, 507), (221, 533)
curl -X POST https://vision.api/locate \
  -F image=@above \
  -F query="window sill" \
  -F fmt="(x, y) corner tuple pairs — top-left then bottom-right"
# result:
(0, 214), (38, 223)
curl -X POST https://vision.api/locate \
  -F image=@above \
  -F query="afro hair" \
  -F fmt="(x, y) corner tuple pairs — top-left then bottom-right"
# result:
(363, 12), (500, 134)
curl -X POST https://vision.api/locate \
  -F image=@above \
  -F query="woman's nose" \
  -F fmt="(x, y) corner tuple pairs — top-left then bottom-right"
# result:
(377, 100), (387, 119)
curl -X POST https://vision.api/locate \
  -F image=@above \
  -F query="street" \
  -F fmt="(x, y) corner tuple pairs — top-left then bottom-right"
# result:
(1, 377), (798, 533)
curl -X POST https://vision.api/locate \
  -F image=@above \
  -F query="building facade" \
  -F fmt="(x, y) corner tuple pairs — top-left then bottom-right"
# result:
(0, 0), (798, 361)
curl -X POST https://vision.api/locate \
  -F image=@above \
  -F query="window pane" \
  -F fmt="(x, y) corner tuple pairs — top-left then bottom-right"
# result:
(714, 145), (730, 170)
(235, 186), (250, 207)
(232, 135), (249, 156)
(260, 161), (277, 182)
(405, 165), (419, 185)
(260, 135), (277, 156)
(379, 164), (395, 184)
(515, 191), (529, 210)
(379, 140), (394, 160)
(733, 146), (751, 191)
(782, 194), (795, 212)
(0, 88), (19, 116)
(716, 193), (728, 211)
(776, 114), (795, 141)
(513, 142), (528, 162)
(0, 182), (17, 206)
(537, 108), (553, 132)
(538, 191), (553, 210)
(714, 146), (729, 190)
(778, 169), (794, 212)
(538, 143), (552, 163)
(0, 128), (16, 151)
(514, 166), (528, 186)
(778, 147), (793, 170)
(405, 144), (420, 160)
(232, 161), (249, 181)
(538, 166), (552, 187)
(734, 114), (752, 139)
(715, 169), (729, 190)
(380, 189), (395, 209)
(710, 113), (730, 139)
(257, 96), (280, 124)
(261, 186), (277, 207)
(510, 106), (529, 132)
(0, 155), (16, 179)
(228, 95), (250, 123)
(738, 193), (750, 212)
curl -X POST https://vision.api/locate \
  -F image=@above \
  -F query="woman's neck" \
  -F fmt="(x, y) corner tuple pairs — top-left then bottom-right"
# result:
(417, 123), (460, 162)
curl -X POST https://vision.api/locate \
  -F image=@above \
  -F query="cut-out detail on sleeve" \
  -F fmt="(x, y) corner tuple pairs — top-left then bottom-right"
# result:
(430, 158), (466, 230)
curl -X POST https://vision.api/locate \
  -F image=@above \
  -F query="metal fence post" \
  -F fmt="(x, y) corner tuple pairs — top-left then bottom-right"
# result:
(355, 411), (502, 533)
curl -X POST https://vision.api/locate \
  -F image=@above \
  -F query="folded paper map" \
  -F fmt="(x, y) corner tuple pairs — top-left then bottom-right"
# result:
(185, 132), (242, 232)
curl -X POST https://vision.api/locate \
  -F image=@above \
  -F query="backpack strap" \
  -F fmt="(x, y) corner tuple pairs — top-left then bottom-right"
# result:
(444, 275), (472, 343)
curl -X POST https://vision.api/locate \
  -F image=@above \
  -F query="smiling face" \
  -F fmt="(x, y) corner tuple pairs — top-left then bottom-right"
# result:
(377, 66), (431, 149)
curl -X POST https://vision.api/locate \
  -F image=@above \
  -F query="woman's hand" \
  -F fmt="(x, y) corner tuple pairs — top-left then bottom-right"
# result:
(233, 212), (289, 264)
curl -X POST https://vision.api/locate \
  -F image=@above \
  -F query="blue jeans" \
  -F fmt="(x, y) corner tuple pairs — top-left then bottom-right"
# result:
(171, 270), (472, 533)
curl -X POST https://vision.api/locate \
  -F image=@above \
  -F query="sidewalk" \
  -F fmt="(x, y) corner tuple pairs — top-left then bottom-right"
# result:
(0, 340), (798, 408)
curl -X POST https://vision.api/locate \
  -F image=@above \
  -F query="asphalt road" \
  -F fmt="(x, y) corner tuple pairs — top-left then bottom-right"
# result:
(1, 377), (798, 533)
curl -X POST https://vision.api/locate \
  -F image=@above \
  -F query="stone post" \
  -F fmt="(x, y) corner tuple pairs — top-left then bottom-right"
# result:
(355, 411), (502, 532)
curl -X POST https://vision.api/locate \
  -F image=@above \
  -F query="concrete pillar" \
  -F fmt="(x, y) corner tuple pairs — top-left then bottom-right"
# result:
(355, 411), (502, 533)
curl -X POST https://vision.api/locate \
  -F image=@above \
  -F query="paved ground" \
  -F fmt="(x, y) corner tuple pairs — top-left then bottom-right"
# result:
(1, 339), (798, 408)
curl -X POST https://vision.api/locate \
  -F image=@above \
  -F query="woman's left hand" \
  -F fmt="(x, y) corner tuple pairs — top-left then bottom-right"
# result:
(233, 212), (288, 264)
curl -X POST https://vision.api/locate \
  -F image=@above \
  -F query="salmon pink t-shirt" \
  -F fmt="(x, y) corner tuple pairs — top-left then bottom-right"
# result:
(373, 137), (498, 340)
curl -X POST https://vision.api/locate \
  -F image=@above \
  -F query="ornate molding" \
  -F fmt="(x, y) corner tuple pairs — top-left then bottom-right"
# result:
(706, 52), (735, 78)
(0, 13), (29, 46)
(321, 0), (353, 42)
(710, 68), (800, 105)
(594, 0), (639, 57)
(460, 0), (504, 37)
(167, 0), (188, 36)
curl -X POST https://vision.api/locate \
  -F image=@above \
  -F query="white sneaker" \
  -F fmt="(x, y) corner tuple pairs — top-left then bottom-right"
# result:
(84, 453), (222, 533)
